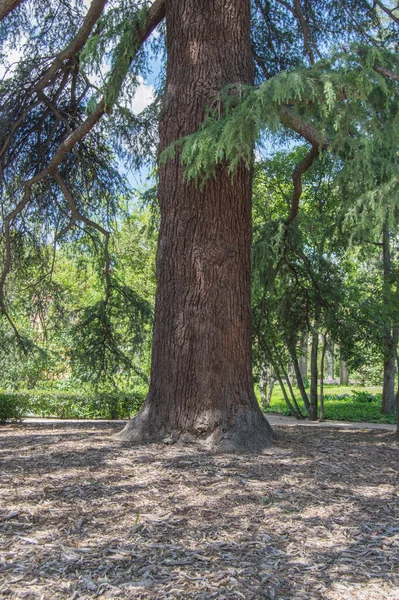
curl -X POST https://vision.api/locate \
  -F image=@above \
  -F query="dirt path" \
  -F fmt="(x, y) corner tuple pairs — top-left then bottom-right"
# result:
(0, 421), (398, 599)
(265, 414), (397, 430)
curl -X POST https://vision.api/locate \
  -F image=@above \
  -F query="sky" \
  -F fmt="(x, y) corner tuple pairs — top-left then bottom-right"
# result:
(0, 0), (161, 189)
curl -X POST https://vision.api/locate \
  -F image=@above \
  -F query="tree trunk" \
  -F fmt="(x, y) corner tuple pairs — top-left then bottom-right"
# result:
(288, 361), (295, 386)
(259, 363), (268, 409)
(382, 224), (396, 414)
(266, 375), (275, 407)
(326, 339), (334, 382)
(117, 0), (273, 450)
(309, 329), (318, 420)
(339, 360), (349, 386)
(395, 339), (399, 440)
(289, 343), (310, 411)
(383, 344), (396, 413)
(299, 333), (308, 380)
(319, 333), (327, 421)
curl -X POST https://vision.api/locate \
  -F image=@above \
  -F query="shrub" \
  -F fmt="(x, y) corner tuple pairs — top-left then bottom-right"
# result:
(0, 392), (30, 423)
(350, 390), (382, 403)
(0, 389), (145, 421)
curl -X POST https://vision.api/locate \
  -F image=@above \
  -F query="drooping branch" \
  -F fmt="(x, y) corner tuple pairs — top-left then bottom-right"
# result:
(32, 0), (109, 96)
(0, 0), (166, 311)
(24, 0), (166, 185)
(53, 170), (112, 303)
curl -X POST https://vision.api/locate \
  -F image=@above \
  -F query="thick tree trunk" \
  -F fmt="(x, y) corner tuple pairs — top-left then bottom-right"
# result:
(117, 0), (273, 450)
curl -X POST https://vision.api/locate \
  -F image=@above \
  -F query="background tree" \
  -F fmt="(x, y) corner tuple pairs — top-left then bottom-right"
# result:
(2, 0), (399, 441)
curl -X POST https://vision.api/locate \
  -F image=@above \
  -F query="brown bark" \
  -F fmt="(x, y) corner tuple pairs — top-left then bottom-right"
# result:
(395, 339), (399, 440)
(309, 329), (318, 420)
(319, 333), (327, 421)
(0, 0), (24, 21)
(117, 0), (273, 450)
(339, 359), (349, 386)
(382, 224), (396, 414)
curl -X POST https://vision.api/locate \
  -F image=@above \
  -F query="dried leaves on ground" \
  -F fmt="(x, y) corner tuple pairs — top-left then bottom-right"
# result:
(0, 421), (398, 599)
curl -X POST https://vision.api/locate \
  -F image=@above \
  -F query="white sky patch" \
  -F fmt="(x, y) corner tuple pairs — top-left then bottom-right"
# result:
(0, 46), (22, 79)
(129, 76), (155, 114)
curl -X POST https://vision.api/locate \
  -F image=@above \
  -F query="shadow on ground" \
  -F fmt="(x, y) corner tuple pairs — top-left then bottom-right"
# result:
(0, 422), (398, 599)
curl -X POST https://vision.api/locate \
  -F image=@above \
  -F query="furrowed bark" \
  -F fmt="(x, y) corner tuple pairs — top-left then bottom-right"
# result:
(116, 0), (273, 450)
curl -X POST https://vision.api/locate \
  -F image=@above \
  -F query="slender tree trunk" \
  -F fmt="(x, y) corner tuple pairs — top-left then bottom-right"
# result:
(117, 0), (273, 450)
(275, 372), (301, 419)
(319, 333), (328, 421)
(395, 339), (399, 440)
(266, 375), (275, 407)
(382, 224), (396, 414)
(290, 348), (310, 411)
(299, 333), (308, 380)
(288, 361), (295, 386)
(326, 339), (334, 382)
(309, 328), (318, 420)
(339, 359), (349, 386)
(259, 363), (268, 409)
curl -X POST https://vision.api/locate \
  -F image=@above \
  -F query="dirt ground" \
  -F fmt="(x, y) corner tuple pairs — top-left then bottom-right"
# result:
(0, 421), (398, 600)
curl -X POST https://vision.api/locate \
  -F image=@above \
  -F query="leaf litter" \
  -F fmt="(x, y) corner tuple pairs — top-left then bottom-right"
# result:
(0, 421), (398, 599)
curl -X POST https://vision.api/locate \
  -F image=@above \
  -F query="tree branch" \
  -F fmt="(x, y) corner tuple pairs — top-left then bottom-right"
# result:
(374, 0), (399, 26)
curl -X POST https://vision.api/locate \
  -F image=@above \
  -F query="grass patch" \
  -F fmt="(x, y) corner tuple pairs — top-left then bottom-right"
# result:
(261, 384), (396, 424)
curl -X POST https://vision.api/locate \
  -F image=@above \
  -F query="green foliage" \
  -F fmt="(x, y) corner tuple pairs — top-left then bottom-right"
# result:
(350, 390), (382, 403)
(262, 385), (395, 423)
(0, 392), (30, 422)
(0, 389), (145, 421)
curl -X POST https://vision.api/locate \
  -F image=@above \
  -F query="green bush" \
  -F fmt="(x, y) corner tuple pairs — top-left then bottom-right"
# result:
(0, 392), (30, 422)
(350, 390), (382, 403)
(29, 390), (145, 419)
(0, 389), (145, 420)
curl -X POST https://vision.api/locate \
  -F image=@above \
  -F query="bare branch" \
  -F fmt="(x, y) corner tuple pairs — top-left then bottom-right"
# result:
(279, 106), (329, 148)
(374, 64), (399, 82)
(32, 0), (108, 96)
(252, 46), (271, 79)
(288, 145), (319, 223)
(25, 0), (166, 187)
(374, 0), (399, 26)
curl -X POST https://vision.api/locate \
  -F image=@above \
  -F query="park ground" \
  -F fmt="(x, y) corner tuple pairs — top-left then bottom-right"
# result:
(0, 421), (398, 600)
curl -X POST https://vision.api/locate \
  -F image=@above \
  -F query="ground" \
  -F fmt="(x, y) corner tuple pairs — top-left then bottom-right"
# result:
(0, 421), (398, 600)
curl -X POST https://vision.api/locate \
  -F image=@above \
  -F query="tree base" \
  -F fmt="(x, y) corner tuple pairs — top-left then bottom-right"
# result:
(114, 403), (275, 452)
